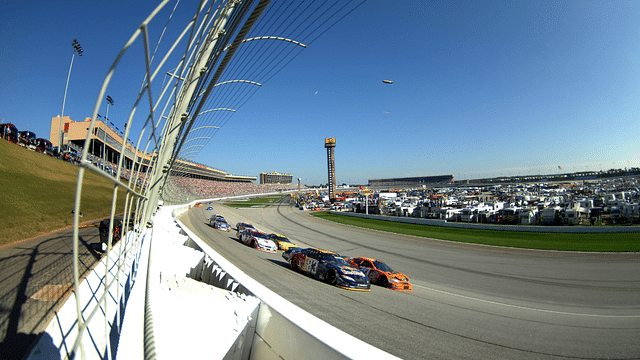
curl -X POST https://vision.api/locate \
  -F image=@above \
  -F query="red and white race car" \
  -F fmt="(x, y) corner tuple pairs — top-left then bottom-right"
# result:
(239, 229), (277, 253)
(235, 222), (255, 239)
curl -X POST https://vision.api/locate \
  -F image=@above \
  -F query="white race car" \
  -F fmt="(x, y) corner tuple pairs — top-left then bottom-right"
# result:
(240, 229), (277, 253)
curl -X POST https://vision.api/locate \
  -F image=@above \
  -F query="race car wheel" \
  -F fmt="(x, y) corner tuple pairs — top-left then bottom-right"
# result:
(251, 240), (257, 248)
(377, 276), (388, 288)
(326, 270), (337, 286)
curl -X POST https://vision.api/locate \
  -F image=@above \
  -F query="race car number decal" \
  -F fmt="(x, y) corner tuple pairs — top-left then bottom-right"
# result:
(305, 258), (318, 275)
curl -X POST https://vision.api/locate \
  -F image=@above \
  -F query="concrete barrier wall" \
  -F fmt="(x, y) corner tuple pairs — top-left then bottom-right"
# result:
(173, 205), (400, 360)
(112, 204), (262, 360)
(27, 199), (401, 360)
(333, 211), (640, 233)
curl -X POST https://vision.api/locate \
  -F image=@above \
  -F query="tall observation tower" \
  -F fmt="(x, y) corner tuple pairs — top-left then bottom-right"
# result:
(325, 137), (336, 202)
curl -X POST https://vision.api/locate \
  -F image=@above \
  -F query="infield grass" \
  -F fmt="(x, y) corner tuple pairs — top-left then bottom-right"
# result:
(0, 140), (126, 246)
(225, 195), (285, 208)
(312, 211), (640, 252)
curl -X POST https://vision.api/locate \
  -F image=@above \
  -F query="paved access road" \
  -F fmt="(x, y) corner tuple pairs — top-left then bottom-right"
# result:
(182, 197), (640, 360)
(0, 222), (106, 359)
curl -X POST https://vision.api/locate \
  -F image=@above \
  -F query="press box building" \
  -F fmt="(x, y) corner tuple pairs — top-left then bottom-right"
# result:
(260, 171), (293, 184)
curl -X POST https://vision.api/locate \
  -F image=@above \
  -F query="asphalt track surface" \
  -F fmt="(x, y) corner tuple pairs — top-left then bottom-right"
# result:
(180, 197), (640, 360)
(0, 222), (105, 359)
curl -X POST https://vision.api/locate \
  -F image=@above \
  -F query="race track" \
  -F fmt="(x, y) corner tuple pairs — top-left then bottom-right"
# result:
(179, 197), (640, 359)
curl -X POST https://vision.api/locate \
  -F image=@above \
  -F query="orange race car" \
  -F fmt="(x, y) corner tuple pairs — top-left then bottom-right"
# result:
(348, 257), (412, 291)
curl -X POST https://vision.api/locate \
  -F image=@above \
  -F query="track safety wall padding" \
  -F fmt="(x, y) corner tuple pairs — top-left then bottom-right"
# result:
(174, 203), (401, 360)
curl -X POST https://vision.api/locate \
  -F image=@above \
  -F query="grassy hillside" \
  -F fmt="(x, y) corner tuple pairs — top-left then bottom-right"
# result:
(0, 140), (125, 246)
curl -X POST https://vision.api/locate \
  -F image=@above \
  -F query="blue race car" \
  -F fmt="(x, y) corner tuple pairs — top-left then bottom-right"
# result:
(286, 248), (370, 291)
(208, 215), (230, 232)
(213, 220), (230, 232)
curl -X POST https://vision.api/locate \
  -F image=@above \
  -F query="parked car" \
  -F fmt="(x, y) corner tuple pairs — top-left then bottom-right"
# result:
(1, 123), (19, 144)
(35, 138), (54, 155)
(18, 130), (37, 149)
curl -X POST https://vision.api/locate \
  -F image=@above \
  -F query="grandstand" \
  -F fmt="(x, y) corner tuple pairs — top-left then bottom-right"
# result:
(171, 158), (256, 182)
(368, 175), (454, 189)
(50, 115), (257, 184)
(163, 176), (299, 202)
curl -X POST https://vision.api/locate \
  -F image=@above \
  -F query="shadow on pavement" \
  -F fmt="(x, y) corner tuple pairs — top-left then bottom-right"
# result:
(0, 223), (104, 360)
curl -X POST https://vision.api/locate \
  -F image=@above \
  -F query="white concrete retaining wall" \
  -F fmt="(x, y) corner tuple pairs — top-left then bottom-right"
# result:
(173, 201), (401, 360)
(97, 204), (264, 360)
(27, 198), (401, 360)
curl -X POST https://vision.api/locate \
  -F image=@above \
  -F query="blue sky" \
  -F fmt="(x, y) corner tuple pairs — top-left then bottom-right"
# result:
(2, 1), (639, 186)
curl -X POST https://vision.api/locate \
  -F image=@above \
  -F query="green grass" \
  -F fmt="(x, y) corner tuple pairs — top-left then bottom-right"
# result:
(312, 211), (640, 252)
(0, 140), (126, 246)
(4, 138), (636, 252)
(225, 195), (285, 208)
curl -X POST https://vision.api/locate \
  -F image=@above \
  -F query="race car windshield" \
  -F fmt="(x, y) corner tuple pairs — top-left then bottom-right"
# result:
(253, 232), (268, 239)
(322, 253), (350, 267)
(373, 260), (397, 273)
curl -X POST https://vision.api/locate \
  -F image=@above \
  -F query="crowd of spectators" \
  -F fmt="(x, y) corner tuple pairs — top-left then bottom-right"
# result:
(60, 143), (152, 186)
(166, 176), (299, 200)
(59, 148), (295, 199)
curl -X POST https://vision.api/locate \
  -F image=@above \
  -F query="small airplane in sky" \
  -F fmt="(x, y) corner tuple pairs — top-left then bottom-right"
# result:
(382, 80), (393, 84)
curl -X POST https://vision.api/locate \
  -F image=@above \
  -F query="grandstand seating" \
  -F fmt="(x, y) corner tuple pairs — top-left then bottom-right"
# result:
(165, 176), (299, 200)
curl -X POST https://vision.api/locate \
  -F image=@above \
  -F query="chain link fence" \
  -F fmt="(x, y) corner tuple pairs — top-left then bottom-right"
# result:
(58, 1), (367, 358)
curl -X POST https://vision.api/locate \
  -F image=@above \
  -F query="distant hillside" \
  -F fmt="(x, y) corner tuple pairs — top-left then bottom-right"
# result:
(0, 140), (124, 246)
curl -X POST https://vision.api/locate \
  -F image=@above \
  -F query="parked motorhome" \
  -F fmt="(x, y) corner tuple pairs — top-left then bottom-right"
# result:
(565, 209), (583, 225)
(499, 208), (519, 224)
(460, 208), (476, 222)
(620, 203), (640, 220)
(518, 207), (538, 225)
(541, 206), (561, 225)
(439, 208), (462, 221)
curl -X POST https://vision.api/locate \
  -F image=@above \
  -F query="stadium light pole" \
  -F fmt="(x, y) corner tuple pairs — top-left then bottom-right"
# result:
(103, 95), (114, 168)
(58, 39), (83, 151)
